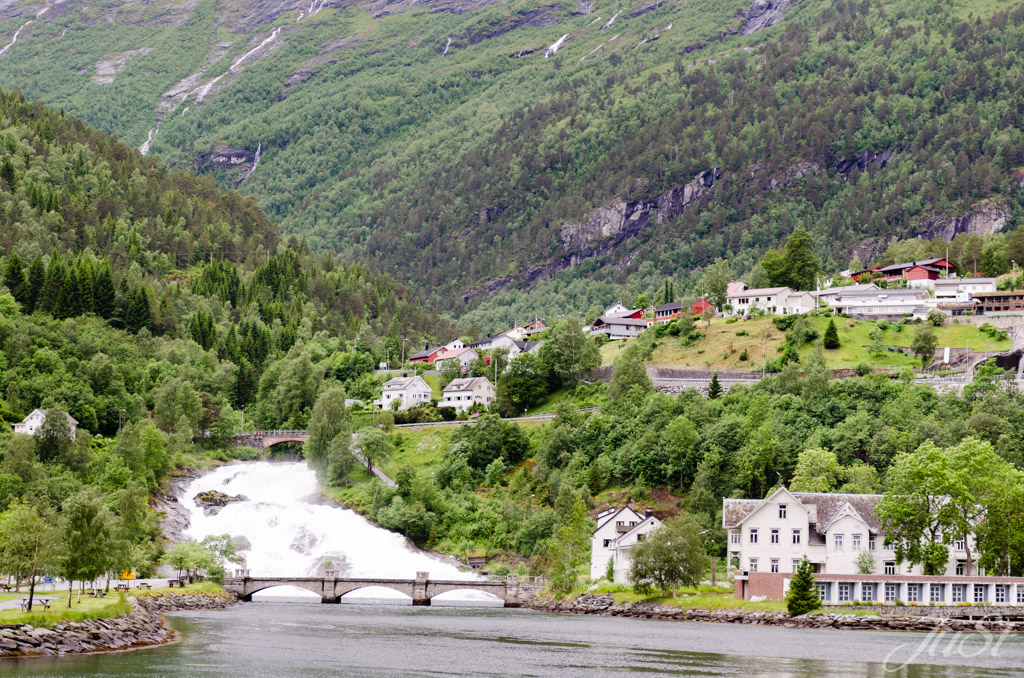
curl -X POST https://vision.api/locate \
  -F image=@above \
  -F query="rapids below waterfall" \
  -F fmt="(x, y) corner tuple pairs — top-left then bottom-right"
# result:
(179, 461), (484, 601)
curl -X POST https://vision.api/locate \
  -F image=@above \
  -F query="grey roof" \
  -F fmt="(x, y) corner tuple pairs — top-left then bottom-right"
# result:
(513, 340), (542, 352)
(21, 408), (78, 426)
(878, 258), (954, 273)
(723, 491), (884, 533)
(655, 301), (684, 312)
(592, 316), (647, 327)
(830, 288), (929, 299)
(382, 376), (428, 391)
(934, 277), (995, 286)
(442, 377), (493, 392)
(409, 345), (440, 360)
(812, 283), (880, 297)
(727, 286), (790, 298)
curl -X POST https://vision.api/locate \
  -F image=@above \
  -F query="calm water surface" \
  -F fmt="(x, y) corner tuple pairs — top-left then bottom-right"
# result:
(3, 602), (1023, 677)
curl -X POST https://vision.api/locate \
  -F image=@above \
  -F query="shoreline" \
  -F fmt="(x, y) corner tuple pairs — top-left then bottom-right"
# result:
(528, 594), (1024, 633)
(0, 591), (237, 660)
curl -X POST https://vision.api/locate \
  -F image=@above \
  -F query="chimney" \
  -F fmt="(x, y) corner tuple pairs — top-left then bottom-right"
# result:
(424, 340), (429, 350)
(644, 509), (653, 518)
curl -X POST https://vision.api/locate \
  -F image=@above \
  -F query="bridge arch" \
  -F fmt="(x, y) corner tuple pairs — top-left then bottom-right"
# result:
(239, 580), (329, 601)
(338, 584), (415, 602)
(429, 588), (505, 604)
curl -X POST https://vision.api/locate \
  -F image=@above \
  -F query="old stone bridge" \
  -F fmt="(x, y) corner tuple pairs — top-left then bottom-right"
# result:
(223, 571), (544, 607)
(231, 429), (309, 451)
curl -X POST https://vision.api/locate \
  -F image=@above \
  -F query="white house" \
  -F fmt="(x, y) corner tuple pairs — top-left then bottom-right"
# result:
(824, 288), (934, 318)
(934, 277), (997, 299)
(434, 347), (479, 371)
(441, 377), (496, 412)
(13, 409), (78, 440)
(810, 283), (881, 301)
(726, 286), (813, 316)
(723, 488), (971, 578)
(469, 334), (519, 353)
(590, 506), (662, 582)
(377, 375), (432, 411)
(588, 316), (648, 339)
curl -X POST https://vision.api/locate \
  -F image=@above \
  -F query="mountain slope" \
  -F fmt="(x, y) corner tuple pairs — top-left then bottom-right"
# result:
(1, 0), (1023, 330)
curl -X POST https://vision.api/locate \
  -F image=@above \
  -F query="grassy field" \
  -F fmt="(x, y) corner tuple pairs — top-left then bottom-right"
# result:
(586, 582), (787, 612)
(383, 427), (454, 477)
(602, 315), (1012, 371)
(0, 591), (131, 627)
(127, 581), (224, 597)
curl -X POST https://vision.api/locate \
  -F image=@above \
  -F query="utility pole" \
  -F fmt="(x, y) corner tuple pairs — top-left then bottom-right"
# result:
(401, 337), (407, 367)
(762, 336), (767, 379)
(386, 347), (390, 369)
(118, 408), (126, 433)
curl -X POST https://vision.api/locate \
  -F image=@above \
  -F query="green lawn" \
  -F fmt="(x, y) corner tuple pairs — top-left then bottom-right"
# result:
(584, 582), (787, 612)
(604, 315), (1012, 371)
(128, 581), (224, 597)
(0, 592), (131, 627)
(382, 426), (454, 476)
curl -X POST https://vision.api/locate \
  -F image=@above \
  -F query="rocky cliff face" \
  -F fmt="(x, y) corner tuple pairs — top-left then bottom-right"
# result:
(738, 0), (799, 36)
(915, 199), (1010, 241)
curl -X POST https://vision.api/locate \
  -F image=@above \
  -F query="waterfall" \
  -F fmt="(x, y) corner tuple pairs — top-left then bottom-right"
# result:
(195, 73), (225, 102)
(238, 141), (263, 184)
(0, 20), (33, 57)
(441, 37), (452, 56)
(179, 461), (481, 598)
(231, 27), (282, 73)
(140, 126), (158, 155)
(545, 34), (569, 58)
(602, 10), (621, 30)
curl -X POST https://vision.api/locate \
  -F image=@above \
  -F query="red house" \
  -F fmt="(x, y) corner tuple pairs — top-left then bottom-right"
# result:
(409, 345), (448, 364)
(691, 299), (716, 316)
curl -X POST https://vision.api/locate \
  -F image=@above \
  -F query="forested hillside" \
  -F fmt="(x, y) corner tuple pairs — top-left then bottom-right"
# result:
(2, 0), (1024, 331)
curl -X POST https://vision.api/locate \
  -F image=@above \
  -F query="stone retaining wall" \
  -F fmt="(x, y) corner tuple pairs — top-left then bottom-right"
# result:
(530, 594), (1024, 633)
(0, 591), (237, 658)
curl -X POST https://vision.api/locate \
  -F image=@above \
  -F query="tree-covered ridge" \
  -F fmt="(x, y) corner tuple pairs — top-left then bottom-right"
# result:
(5, 0), (1024, 332)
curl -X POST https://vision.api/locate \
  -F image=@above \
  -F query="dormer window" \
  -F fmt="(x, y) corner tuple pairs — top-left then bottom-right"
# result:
(778, 504), (787, 520)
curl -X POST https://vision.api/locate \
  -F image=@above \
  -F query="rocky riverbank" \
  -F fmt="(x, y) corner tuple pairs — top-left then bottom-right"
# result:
(0, 591), (237, 658)
(530, 594), (1024, 633)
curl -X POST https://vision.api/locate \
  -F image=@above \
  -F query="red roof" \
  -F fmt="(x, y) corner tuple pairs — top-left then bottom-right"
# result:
(691, 299), (715, 316)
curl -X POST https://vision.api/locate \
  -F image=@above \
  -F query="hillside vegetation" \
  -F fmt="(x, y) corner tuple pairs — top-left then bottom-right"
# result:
(1, 0), (1023, 329)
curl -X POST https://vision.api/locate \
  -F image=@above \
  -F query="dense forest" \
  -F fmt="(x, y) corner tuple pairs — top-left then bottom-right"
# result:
(1, 0), (1023, 331)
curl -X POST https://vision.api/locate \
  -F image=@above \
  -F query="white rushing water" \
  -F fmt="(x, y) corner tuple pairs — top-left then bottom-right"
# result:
(180, 461), (485, 601)
(545, 34), (569, 58)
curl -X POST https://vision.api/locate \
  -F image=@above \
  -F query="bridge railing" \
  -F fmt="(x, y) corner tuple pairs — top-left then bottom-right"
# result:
(234, 429), (309, 437)
(486, 575), (546, 585)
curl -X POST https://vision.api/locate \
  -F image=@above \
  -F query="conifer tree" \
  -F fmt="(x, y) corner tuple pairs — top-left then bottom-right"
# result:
(708, 373), (722, 399)
(823, 319), (840, 349)
(786, 557), (822, 616)
(25, 255), (45, 312)
(41, 254), (65, 313)
(124, 287), (151, 333)
(3, 253), (26, 305)
(54, 266), (81, 319)
(92, 265), (115, 319)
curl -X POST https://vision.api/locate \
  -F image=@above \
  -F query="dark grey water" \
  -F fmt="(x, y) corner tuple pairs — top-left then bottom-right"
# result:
(3, 602), (1024, 677)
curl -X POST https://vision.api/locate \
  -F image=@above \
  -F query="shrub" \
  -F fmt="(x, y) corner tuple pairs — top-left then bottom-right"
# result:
(736, 330), (749, 337)
(823, 319), (840, 349)
(854, 362), (872, 376)
(786, 557), (822, 616)
(772, 315), (799, 331)
(738, 349), (749, 361)
(927, 309), (946, 327)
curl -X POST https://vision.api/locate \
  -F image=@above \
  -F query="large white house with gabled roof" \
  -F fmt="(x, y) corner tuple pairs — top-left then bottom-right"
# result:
(723, 488), (972, 578)
(13, 409), (78, 440)
(377, 375), (432, 411)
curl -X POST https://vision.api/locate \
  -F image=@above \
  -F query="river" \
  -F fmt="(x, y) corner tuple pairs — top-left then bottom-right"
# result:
(4, 460), (1024, 675)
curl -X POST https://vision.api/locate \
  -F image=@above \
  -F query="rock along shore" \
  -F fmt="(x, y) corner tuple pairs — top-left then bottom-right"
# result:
(530, 594), (1024, 633)
(0, 591), (237, 658)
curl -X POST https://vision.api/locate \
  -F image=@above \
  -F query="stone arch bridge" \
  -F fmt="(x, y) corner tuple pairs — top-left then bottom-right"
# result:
(231, 430), (309, 451)
(223, 571), (544, 607)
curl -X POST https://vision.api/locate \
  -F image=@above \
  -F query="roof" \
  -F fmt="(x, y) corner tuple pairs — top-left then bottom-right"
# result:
(812, 283), (880, 297)
(616, 516), (663, 544)
(934, 277), (996, 286)
(593, 505), (644, 533)
(409, 345), (441, 360)
(443, 377), (493, 392)
(723, 490), (884, 533)
(20, 408), (78, 426)
(878, 258), (955, 273)
(655, 301), (684, 312)
(592, 316), (647, 327)
(437, 347), (476, 361)
(382, 376), (428, 391)
(727, 286), (790, 298)
(727, 281), (748, 296)
(513, 340), (542, 352)
(829, 288), (929, 299)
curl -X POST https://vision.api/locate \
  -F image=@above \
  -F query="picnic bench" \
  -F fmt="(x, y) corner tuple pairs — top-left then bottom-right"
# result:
(0, 584), (12, 592)
(115, 583), (129, 591)
(136, 582), (151, 590)
(19, 598), (51, 611)
(88, 589), (107, 598)
(167, 579), (185, 588)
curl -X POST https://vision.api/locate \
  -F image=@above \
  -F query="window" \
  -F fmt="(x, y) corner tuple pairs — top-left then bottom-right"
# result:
(884, 584), (897, 603)
(930, 584), (943, 603)
(602, 539), (611, 548)
(834, 534), (844, 551)
(996, 586), (1006, 604)
(853, 534), (862, 551)
(749, 558), (758, 573)
(767, 558), (778, 573)
(953, 585), (965, 603)
(750, 529), (758, 544)
(838, 584), (851, 602)
(862, 584), (875, 602)
(778, 504), (787, 519)
(792, 529), (801, 545)
(956, 561), (965, 576)
(636, 534), (645, 542)
(955, 539), (965, 551)
(1018, 587), (1024, 604)
(730, 530), (740, 545)
(868, 535), (876, 551)
(974, 585), (986, 603)
(770, 529), (779, 544)
(907, 584), (920, 603)
(884, 561), (896, 576)
(816, 584), (828, 601)
(792, 559), (801, 572)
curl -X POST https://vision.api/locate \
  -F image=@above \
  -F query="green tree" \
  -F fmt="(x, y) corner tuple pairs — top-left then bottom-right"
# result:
(539, 317), (601, 384)
(868, 326), (885, 357)
(789, 447), (842, 493)
(781, 228), (822, 291)
(305, 386), (351, 475)
(707, 373), (722, 399)
(496, 354), (548, 415)
(357, 427), (394, 475)
(628, 513), (710, 597)
(438, 361), (462, 391)
(608, 353), (652, 400)
(3, 253), (26, 306)
(547, 494), (592, 595)
(25, 255), (45, 313)
(34, 408), (73, 464)
(0, 500), (61, 610)
(58, 488), (114, 606)
(786, 557), (822, 616)
(701, 259), (730, 311)
(911, 325), (939, 368)
(822, 319), (840, 349)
